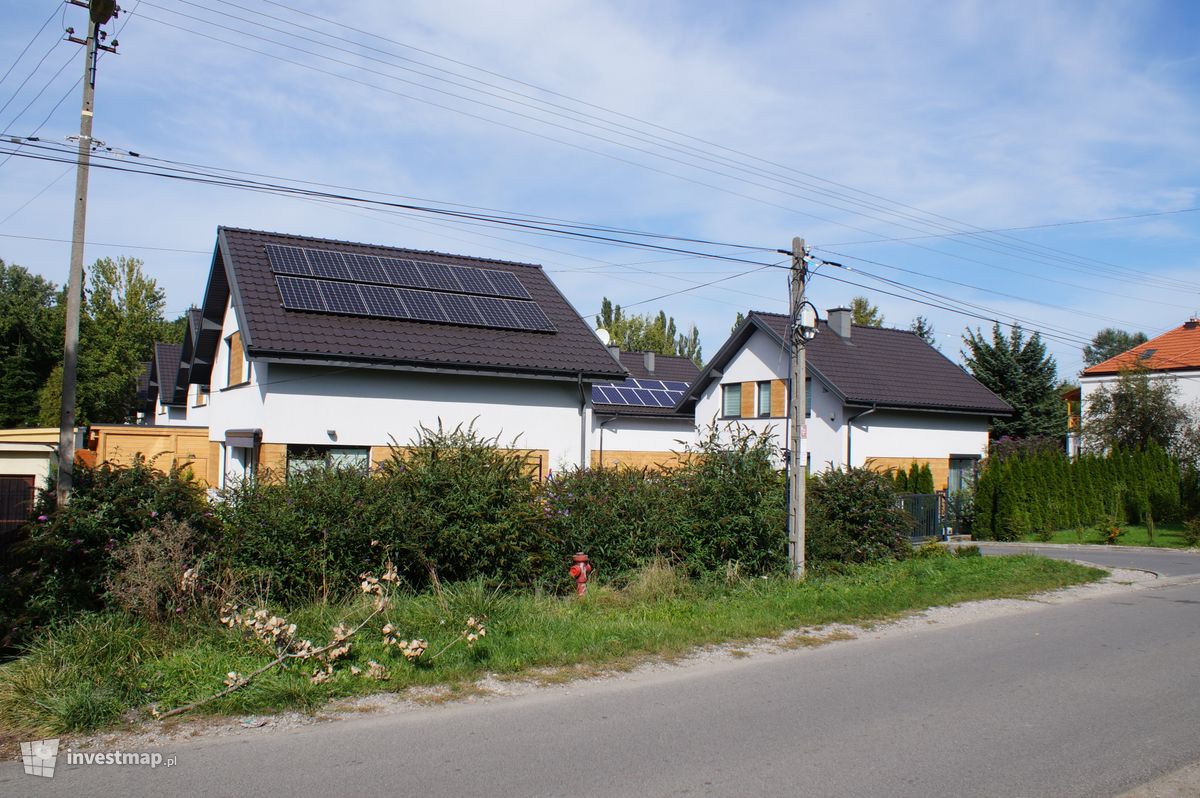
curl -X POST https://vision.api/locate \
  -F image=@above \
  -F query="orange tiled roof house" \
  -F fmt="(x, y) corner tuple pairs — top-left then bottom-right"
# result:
(1078, 318), (1200, 446)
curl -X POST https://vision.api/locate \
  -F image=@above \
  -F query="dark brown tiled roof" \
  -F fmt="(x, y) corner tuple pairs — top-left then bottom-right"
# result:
(683, 312), (1010, 415)
(758, 312), (1010, 413)
(196, 228), (626, 381)
(152, 343), (183, 406)
(614, 351), (700, 382)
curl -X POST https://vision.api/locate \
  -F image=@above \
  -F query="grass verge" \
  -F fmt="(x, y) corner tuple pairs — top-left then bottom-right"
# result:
(0, 554), (1102, 739)
(1021, 523), (1195, 549)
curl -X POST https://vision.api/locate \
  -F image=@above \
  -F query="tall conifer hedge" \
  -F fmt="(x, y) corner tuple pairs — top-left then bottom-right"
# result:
(973, 445), (1181, 540)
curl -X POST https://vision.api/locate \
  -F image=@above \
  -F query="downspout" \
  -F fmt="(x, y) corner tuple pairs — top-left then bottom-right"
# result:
(577, 373), (587, 469)
(597, 414), (618, 468)
(846, 404), (877, 468)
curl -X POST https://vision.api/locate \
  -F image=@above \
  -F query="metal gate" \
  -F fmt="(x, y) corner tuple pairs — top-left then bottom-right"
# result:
(897, 492), (970, 541)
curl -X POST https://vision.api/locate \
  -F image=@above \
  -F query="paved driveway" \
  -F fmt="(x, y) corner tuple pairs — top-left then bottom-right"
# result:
(974, 541), (1200, 577)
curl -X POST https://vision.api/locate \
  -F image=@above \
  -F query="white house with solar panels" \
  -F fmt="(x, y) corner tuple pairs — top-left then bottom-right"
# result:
(155, 227), (662, 484)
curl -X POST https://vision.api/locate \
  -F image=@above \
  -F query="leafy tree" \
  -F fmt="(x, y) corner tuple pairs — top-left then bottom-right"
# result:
(910, 315), (936, 347)
(37, 256), (169, 425)
(0, 260), (61, 427)
(1083, 367), (1192, 453)
(850, 296), (884, 327)
(1083, 328), (1148, 368)
(962, 323), (1066, 439)
(731, 311), (746, 334)
(596, 297), (702, 366)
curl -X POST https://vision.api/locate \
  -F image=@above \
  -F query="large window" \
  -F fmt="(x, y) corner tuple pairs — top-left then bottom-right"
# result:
(286, 445), (370, 478)
(757, 382), (772, 417)
(721, 383), (742, 418)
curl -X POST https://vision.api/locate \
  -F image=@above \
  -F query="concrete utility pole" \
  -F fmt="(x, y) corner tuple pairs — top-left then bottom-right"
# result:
(57, 1), (118, 504)
(788, 236), (807, 578)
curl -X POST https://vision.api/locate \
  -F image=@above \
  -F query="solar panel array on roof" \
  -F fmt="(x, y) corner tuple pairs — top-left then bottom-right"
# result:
(267, 244), (530, 299)
(276, 275), (556, 332)
(592, 377), (688, 408)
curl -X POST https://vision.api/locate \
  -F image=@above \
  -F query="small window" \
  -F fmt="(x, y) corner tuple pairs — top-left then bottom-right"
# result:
(757, 382), (772, 417)
(721, 384), (742, 418)
(194, 385), (209, 407)
(286, 445), (369, 478)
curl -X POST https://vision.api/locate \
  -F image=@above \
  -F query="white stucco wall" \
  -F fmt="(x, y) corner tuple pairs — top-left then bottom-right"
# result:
(846, 410), (990, 466)
(1080, 370), (1200, 421)
(591, 414), (696, 458)
(207, 363), (591, 469)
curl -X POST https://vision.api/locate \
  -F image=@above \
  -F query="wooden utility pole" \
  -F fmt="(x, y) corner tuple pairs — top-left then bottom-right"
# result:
(57, 1), (118, 504)
(788, 236), (807, 578)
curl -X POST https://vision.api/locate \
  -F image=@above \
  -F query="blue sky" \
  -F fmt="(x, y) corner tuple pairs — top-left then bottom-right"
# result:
(1, 0), (1198, 378)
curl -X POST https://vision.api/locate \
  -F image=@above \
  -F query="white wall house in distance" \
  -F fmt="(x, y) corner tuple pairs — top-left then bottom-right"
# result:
(681, 309), (1012, 491)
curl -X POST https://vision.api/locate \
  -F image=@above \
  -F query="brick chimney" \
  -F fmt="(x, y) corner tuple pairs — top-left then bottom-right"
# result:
(827, 307), (851, 338)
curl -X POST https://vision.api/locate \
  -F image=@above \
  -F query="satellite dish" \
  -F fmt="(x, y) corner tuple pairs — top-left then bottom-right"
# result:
(596, 328), (611, 345)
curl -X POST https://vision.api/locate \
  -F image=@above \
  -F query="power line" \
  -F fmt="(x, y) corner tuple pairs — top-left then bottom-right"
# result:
(1, 139), (1170, 344)
(0, 3), (61, 91)
(812, 248), (1185, 327)
(130, 4), (1198, 298)
(157, 0), (1200, 295)
(823, 205), (1200, 245)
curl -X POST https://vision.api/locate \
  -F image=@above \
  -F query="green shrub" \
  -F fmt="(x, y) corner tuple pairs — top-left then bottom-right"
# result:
(217, 422), (552, 602)
(1181, 517), (1200, 548)
(1, 458), (216, 652)
(671, 424), (787, 576)
(973, 444), (1184, 539)
(216, 464), (387, 603)
(807, 467), (913, 565)
(540, 465), (685, 577)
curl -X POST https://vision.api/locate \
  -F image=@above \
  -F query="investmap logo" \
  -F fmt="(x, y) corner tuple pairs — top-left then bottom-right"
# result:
(20, 737), (177, 777)
(21, 738), (59, 778)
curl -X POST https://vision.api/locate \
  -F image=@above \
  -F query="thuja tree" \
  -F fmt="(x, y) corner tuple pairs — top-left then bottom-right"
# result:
(973, 446), (1181, 540)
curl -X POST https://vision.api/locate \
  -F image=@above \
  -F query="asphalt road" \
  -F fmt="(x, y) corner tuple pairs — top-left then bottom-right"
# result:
(4, 546), (1199, 798)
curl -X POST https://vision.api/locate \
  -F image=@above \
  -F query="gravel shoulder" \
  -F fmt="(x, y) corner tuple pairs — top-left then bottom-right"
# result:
(35, 562), (1157, 758)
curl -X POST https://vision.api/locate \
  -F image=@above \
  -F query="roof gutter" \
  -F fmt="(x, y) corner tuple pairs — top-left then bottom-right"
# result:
(846, 404), (877, 467)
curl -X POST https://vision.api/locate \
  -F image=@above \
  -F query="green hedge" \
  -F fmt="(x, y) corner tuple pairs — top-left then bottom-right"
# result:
(973, 445), (1182, 540)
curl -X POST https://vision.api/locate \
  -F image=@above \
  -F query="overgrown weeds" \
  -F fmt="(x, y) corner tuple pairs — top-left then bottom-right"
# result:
(0, 555), (1102, 738)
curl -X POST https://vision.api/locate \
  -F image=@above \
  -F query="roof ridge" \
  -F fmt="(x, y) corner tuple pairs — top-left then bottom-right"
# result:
(218, 226), (545, 270)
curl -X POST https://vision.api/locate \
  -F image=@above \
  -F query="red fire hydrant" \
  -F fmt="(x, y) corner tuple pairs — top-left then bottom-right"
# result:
(569, 552), (593, 597)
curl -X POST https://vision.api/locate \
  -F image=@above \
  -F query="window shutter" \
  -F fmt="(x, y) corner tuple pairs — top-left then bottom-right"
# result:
(227, 332), (244, 386)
